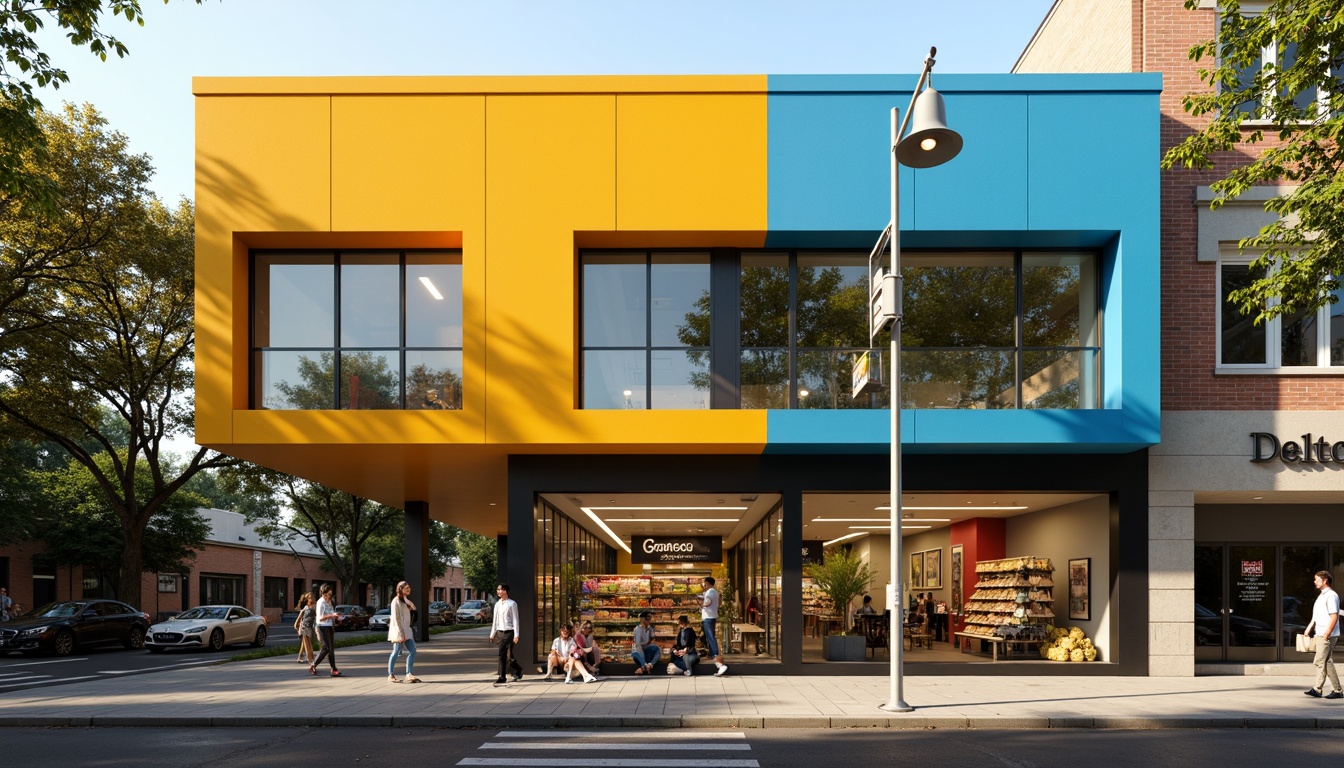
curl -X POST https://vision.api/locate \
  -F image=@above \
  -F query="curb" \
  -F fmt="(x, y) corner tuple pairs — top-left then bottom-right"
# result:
(2, 714), (1343, 729)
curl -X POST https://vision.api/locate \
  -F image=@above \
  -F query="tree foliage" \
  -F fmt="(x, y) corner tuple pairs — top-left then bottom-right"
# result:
(355, 519), (459, 603)
(221, 464), (400, 602)
(457, 531), (498, 597)
(0, 104), (237, 608)
(1163, 0), (1344, 323)
(0, 1), (199, 208)
(33, 452), (210, 596)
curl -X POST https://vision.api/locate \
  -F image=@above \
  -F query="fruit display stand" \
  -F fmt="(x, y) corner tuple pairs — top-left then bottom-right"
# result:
(954, 556), (1054, 660)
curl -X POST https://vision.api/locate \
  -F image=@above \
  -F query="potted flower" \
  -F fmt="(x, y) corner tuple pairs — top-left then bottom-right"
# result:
(805, 548), (872, 661)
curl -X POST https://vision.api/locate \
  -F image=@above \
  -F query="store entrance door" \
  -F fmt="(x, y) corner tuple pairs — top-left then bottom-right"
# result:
(1195, 543), (1324, 663)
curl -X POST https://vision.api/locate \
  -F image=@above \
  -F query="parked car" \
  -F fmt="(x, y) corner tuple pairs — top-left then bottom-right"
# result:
(0, 600), (149, 656)
(455, 600), (492, 624)
(428, 601), (454, 625)
(146, 605), (268, 653)
(369, 608), (392, 632)
(332, 605), (370, 631)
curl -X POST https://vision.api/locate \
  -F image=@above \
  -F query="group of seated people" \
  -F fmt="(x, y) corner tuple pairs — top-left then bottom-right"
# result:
(541, 613), (701, 683)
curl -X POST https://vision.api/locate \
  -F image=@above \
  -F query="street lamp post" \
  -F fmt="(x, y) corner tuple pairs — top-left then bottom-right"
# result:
(872, 47), (962, 714)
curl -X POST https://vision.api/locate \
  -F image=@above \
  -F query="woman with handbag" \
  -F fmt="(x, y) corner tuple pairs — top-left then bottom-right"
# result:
(387, 580), (420, 683)
(294, 593), (316, 665)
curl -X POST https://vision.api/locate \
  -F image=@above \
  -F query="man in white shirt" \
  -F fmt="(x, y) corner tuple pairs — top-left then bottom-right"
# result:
(701, 576), (727, 676)
(489, 583), (524, 684)
(1304, 570), (1342, 699)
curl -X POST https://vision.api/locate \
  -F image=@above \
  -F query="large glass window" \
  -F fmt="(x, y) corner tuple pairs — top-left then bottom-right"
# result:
(251, 250), (463, 409)
(580, 252), (710, 409)
(581, 249), (1101, 410)
(1218, 258), (1344, 370)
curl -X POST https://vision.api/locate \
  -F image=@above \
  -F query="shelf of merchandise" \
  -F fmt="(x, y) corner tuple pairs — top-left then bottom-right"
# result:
(579, 573), (708, 663)
(960, 556), (1055, 641)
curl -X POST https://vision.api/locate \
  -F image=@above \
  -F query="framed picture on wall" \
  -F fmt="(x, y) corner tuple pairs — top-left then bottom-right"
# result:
(950, 545), (963, 613)
(924, 549), (942, 589)
(910, 552), (924, 589)
(1069, 557), (1090, 621)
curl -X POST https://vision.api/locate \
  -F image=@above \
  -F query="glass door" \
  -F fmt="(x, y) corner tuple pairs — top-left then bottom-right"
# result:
(1194, 545), (1225, 661)
(1226, 545), (1277, 662)
(1282, 546), (1327, 661)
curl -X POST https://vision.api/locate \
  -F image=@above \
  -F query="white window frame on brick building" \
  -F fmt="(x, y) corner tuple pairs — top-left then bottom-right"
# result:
(1216, 254), (1344, 371)
(1209, 0), (1340, 122)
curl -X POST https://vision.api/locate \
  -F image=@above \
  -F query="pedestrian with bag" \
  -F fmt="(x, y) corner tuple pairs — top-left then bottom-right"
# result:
(310, 584), (343, 677)
(1304, 570), (1343, 699)
(700, 576), (728, 676)
(387, 580), (420, 683)
(489, 583), (524, 684)
(294, 592), (316, 665)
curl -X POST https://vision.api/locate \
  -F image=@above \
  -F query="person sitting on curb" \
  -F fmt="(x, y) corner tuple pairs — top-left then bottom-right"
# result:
(667, 615), (698, 676)
(573, 620), (602, 674)
(541, 623), (575, 681)
(630, 611), (660, 675)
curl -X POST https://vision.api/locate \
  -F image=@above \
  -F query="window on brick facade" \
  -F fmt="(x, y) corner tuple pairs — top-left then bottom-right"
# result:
(1218, 257), (1344, 369)
(263, 577), (287, 608)
(1221, 7), (1336, 122)
(158, 574), (178, 593)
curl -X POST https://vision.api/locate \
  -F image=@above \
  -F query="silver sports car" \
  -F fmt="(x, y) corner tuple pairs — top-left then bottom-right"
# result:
(146, 605), (268, 652)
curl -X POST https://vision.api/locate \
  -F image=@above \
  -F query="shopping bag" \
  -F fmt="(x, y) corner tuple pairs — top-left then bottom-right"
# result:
(1295, 633), (1313, 653)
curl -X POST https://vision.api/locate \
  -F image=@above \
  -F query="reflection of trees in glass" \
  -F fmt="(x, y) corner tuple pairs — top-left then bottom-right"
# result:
(270, 351), (400, 410)
(407, 363), (462, 410)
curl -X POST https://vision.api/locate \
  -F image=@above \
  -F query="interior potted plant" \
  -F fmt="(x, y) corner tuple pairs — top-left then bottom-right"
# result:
(804, 547), (872, 661)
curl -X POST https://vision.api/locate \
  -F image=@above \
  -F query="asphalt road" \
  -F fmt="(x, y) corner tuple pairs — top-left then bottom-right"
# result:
(0, 726), (1337, 767)
(0, 624), (382, 694)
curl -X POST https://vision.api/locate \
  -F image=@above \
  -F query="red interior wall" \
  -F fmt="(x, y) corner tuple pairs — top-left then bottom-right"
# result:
(948, 518), (1006, 644)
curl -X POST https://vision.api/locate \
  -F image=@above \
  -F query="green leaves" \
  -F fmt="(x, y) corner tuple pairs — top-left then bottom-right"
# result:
(1165, 0), (1344, 323)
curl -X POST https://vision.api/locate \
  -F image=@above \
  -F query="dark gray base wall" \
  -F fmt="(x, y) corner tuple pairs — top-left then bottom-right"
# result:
(506, 450), (1149, 676)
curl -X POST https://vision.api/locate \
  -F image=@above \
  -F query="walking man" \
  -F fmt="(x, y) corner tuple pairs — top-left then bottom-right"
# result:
(490, 583), (524, 684)
(700, 576), (728, 676)
(1304, 570), (1342, 699)
(0, 587), (11, 621)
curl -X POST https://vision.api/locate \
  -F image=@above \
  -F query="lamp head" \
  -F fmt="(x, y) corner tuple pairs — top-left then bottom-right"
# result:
(895, 87), (962, 169)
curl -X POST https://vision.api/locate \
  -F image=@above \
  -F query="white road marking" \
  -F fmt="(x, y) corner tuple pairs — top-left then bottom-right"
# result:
(0, 657), (89, 667)
(496, 731), (746, 739)
(459, 762), (759, 768)
(100, 660), (218, 674)
(483, 744), (750, 752)
(0, 675), (112, 690)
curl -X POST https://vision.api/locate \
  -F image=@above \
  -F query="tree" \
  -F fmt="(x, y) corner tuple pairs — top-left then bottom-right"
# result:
(804, 547), (872, 634)
(1163, 0), (1344, 323)
(357, 519), (459, 603)
(34, 452), (210, 597)
(0, 104), (238, 608)
(1, 1), (199, 208)
(222, 465), (400, 602)
(457, 531), (499, 598)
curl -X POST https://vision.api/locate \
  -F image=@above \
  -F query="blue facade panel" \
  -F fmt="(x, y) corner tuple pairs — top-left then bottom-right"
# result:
(763, 73), (1162, 454)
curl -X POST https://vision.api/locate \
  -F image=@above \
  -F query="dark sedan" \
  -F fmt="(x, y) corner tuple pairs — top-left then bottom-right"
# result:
(332, 605), (370, 631)
(0, 600), (149, 656)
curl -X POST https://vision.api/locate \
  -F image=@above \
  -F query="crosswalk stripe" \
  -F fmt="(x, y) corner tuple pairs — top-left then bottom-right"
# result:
(459, 761), (759, 768)
(496, 731), (746, 739)
(483, 744), (750, 752)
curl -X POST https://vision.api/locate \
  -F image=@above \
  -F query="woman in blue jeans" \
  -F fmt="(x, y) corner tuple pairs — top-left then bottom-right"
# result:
(387, 581), (420, 683)
(630, 611), (660, 674)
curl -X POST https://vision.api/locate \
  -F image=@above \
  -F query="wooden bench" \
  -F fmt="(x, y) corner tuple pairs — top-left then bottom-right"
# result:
(954, 632), (1039, 661)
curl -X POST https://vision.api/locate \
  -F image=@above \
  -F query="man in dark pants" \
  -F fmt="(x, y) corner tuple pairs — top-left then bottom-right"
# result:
(489, 583), (523, 684)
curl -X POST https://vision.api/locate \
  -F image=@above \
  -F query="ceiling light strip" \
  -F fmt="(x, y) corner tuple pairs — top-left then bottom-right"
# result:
(876, 505), (1028, 511)
(823, 532), (868, 546)
(588, 506), (749, 511)
(604, 518), (740, 523)
(579, 507), (632, 553)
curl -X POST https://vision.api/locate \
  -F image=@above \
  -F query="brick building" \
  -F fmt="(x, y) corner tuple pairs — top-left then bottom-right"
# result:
(1017, 0), (1344, 675)
(1, 508), (478, 624)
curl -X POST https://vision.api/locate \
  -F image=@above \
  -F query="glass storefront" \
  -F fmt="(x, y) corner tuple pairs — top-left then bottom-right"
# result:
(1195, 542), (1344, 663)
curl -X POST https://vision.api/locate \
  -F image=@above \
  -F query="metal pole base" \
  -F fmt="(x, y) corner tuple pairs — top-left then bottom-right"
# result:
(879, 701), (915, 713)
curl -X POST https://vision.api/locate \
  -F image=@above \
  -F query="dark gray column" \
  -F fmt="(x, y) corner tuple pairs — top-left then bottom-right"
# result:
(404, 500), (431, 642)
(780, 486), (804, 668)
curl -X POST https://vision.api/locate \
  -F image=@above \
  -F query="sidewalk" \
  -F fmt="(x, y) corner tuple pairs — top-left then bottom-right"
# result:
(0, 627), (1340, 729)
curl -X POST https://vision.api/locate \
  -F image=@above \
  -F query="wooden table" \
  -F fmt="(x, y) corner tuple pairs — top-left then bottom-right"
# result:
(954, 631), (1039, 661)
(731, 623), (766, 653)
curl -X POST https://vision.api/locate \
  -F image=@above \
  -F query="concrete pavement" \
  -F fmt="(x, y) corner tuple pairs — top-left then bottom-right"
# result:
(1, 626), (1340, 729)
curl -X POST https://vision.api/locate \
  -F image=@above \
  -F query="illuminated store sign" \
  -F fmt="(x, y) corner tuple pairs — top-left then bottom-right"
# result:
(630, 535), (722, 564)
(1249, 432), (1344, 464)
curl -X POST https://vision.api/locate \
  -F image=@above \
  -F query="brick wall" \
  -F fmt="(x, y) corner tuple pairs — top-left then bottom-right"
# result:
(1148, 0), (1344, 410)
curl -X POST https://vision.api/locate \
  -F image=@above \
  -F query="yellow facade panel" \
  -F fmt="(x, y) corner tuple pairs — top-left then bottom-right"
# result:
(483, 95), (617, 445)
(616, 94), (768, 232)
(331, 95), (485, 232)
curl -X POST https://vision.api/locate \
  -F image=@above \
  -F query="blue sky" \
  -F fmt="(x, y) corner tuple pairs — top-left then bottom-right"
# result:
(33, 0), (1053, 203)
